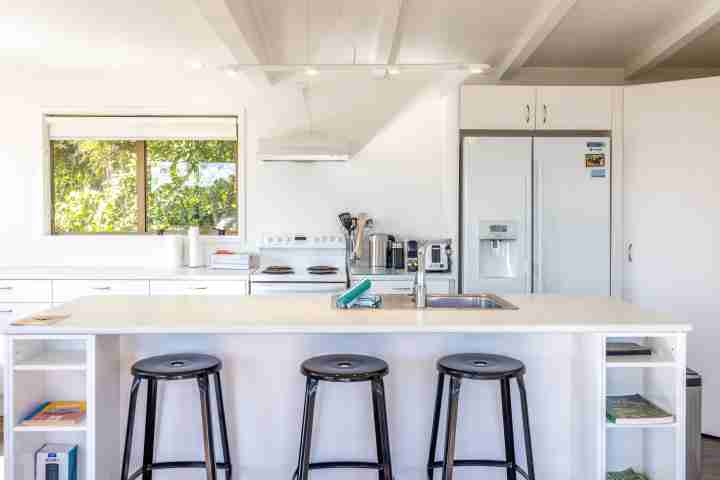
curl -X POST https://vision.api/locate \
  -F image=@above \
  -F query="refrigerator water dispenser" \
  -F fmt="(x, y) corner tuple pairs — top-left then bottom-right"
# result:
(477, 221), (519, 278)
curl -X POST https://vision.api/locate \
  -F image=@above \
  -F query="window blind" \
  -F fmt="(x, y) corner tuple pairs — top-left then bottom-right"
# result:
(46, 116), (237, 140)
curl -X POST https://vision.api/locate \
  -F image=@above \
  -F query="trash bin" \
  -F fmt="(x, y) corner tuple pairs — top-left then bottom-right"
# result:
(687, 368), (702, 480)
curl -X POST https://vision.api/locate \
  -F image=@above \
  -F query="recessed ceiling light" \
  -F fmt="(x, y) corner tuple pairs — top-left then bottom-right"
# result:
(224, 67), (239, 77)
(468, 64), (491, 74)
(304, 67), (319, 76)
(387, 66), (401, 76)
(187, 60), (205, 70)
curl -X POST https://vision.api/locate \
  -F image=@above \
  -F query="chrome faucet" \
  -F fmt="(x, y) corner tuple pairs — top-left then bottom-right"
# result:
(414, 246), (427, 308)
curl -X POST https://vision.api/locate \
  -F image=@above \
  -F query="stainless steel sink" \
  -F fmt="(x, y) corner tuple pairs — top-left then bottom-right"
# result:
(425, 293), (518, 310)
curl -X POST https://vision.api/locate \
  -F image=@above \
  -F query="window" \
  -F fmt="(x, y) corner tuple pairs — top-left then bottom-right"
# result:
(48, 116), (238, 235)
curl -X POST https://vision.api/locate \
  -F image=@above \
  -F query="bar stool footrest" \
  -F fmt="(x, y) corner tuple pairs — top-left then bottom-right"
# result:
(310, 461), (383, 470)
(430, 458), (530, 471)
(127, 461), (231, 480)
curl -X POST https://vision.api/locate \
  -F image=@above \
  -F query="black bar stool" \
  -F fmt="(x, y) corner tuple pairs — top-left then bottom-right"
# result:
(426, 353), (535, 480)
(120, 353), (233, 480)
(293, 354), (394, 480)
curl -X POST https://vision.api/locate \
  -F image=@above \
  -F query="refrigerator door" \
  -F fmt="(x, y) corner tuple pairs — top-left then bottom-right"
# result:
(533, 136), (611, 295)
(461, 136), (532, 294)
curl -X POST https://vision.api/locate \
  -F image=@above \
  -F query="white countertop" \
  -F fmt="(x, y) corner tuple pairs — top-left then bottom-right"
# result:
(7, 294), (691, 335)
(0, 266), (250, 281)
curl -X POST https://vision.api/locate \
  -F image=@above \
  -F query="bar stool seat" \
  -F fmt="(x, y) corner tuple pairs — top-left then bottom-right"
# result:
(301, 354), (389, 382)
(121, 353), (232, 480)
(437, 353), (525, 380)
(294, 354), (394, 480)
(131, 353), (222, 380)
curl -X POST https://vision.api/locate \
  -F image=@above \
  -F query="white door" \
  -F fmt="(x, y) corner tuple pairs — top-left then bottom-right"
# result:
(462, 136), (532, 294)
(536, 86), (613, 130)
(533, 137), (611, 295)
(461, 86), (536, 130)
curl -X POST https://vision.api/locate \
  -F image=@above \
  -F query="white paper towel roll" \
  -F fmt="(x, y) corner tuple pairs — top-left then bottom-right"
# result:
(187, 226), (204, 268)
(165, 235), (184, 268)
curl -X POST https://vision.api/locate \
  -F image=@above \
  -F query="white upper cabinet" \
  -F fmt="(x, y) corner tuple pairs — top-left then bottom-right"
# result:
(461, 85), (536, 130)
(535, 86), (613, 130)
(461, 85), (613, 131)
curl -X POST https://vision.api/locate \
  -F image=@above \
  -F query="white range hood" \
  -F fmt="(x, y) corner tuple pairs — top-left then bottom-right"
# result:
(258, 130), (352, 163)
(259, 85), (352, 163)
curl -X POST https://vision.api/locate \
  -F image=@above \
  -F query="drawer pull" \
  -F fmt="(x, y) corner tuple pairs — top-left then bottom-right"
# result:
(0, 286), (14, 291)
(0, 309), (13, 313)
(391, 287), (412, 292)
(91, 286), (112, 291)
(190, 287), (209, 291)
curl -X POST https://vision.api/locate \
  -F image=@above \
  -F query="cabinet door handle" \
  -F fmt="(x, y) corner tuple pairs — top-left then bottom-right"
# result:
(628, 243), (633, 263)
(0, 309), (13, 313)
(190, 286), (209, 291)
(0, 286), (14, 291)
(91, 286), (112, 291)
(525, 104), (531, 124)
(543, 104), (548, 124)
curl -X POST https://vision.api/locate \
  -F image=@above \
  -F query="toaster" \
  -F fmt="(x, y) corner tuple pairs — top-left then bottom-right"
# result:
(424, 240), (451, 272)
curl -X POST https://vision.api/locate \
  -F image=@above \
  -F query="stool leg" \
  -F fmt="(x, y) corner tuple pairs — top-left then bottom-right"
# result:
(213, 372), (233, 479)
(295, 377), (319, 480)
(142, 378), (158, 480)
(198, 374), (219, 480)
(517, 375), (536, 480)
(426, 373), (445, 480)
(441, 376), (461, 480)
(121, 376), (142, 480)
(371, 378), (394, 480)
(500, 378), (517, 480)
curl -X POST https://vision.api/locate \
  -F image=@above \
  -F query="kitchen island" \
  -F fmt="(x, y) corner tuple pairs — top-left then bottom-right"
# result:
(4, 295), (690, 480)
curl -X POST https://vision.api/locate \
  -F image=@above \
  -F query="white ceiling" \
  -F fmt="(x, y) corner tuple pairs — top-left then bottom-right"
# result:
(0, 0), (235, 68)
(526, 0), (710, 67)
(3, 0), (720, 80)
(4, 0), (720, 156)
(661, 22), (720, 67)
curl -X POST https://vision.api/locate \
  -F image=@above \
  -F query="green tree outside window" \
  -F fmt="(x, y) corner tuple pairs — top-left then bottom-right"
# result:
(51, 139), (237, 234)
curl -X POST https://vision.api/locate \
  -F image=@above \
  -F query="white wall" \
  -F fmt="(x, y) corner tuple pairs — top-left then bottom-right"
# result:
(624, 76), (720, 435)
(0, 66), (458, 267)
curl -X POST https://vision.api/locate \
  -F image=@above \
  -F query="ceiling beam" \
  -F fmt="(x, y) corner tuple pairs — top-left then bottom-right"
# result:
(495, 0), (578, 81)
(624, 1), (720, 79)
(194, 0), (271, 87)
(373, 0), (405, 64)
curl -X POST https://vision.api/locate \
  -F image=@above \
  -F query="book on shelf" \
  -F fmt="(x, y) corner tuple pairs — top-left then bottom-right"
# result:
(606, 394), (674, 425)
(606, 342), (652, 357)
(20, 401), (86, 427)
(607, 468), (649, 480)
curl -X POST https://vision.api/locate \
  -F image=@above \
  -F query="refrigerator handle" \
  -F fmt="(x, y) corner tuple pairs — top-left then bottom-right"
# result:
(535, 159), (544, 294)
(523, 176), (531, 294)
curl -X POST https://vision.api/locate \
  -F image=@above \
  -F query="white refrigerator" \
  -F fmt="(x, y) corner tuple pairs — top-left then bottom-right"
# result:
(461, 135), (611, 295)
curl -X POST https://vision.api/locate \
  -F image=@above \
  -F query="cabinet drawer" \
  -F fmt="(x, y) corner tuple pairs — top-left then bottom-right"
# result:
(150, 280), (247, 296)
(362, 281), (414, 295)
(0, 280), (52, 303)
(52, 280), (149, 302)
(0, 303), (53, 322)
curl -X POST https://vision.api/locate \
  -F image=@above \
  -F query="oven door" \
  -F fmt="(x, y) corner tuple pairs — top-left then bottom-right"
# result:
(251, 282), (346, 296)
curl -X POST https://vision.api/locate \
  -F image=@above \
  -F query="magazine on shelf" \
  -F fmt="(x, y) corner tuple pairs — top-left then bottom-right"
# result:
(606, 394), (674, 425)
(20, 401), (86, 427)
